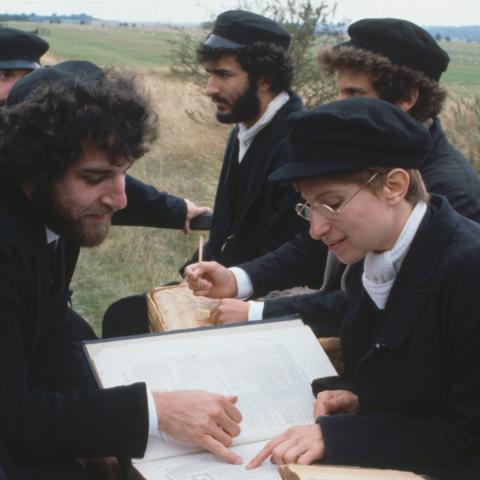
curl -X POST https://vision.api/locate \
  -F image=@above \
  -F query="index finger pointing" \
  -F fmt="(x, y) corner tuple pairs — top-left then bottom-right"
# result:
(203, 435), (243, 465)
(246, 436), (285, 469)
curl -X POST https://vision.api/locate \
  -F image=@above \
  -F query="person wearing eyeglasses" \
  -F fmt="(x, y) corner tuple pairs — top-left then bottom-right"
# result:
(240, 97), (480, 479)
(184, 17), (480, 336)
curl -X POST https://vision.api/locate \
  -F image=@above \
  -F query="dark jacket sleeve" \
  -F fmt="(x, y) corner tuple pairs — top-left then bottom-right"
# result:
(0, 244), (148, 462)
(112, 175), (187, 229)
(263, 290), (348, 337)
(240, 231), (328, 296)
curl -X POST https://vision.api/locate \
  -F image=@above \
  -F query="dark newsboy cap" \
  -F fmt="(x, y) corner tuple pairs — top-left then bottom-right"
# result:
(338, 18), (450, 81)
(269, 97), (431, 183)
(7, 60), (103, 107)
(204, 10), (291, 50)
(0, 27), (49, 70)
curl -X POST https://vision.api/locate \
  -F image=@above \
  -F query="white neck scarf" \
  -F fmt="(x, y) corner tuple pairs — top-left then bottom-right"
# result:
(237, 91), (289, 163)
(362, 201), (427, 309)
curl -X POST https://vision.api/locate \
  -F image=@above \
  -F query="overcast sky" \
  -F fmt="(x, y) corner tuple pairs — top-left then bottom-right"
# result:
(1, 0), (479, 26)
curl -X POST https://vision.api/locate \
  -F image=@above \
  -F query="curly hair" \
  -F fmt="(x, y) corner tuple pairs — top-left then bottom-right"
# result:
(318, 45), (447, 121)
(197, 42), (294, 94)
(0, 69), (158, 189)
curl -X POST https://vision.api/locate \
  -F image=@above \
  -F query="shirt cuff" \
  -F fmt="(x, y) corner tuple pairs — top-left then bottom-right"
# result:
(248, 301), (265, 321)
(229, 267), (254, 299)
(146, 388), (160, 437)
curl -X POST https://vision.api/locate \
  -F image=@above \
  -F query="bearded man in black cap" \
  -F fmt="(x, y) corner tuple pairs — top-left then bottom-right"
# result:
(246, 97), (480, 479)
(0, 27), (49, 105)
(103, 10), (307, 337)
(186, 9), (306, 267)
(185, 18), (480, 335)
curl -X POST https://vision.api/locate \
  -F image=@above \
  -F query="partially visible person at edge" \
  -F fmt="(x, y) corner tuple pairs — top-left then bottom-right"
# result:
(102, 9), (306, 338)
(0, 63), (243, 479)
(0, 28), (210, 341)
(244, 97), (480, 480)
(184, 18), (480, 335)
(0, 27), (48, 106)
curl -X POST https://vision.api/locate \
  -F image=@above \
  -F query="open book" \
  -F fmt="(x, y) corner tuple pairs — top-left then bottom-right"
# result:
(278, 464), (425, 480)
(84, 319), (337, 479)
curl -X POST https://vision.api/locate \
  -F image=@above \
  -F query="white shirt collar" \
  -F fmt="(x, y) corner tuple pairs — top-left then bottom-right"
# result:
(237, 91), (290, 163)
(362, 200), (427, 309)
(46, 227), (59, 244)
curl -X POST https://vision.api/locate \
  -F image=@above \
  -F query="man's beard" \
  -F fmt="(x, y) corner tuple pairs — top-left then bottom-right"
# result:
(213, 80), (260, 124)
(32, 183), (113, 247)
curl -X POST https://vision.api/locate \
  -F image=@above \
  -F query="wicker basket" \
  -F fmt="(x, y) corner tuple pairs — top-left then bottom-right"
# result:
(146, 284), (218, 333)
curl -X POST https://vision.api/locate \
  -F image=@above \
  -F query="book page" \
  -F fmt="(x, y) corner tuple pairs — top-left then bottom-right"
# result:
(135, 441), (280, 480)
(90, 322), (337, 462)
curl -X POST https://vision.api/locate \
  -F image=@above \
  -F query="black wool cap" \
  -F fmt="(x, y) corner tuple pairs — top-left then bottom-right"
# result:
(338, 18), (450, 81)
(269, 97), (431, 183)
(6, 60), (103, 107)
(0, 27), (49, 70)
(204, 10), (291, 50)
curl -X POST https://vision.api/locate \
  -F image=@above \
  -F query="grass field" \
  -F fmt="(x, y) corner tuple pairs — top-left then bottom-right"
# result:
(4, 21), (480, 332)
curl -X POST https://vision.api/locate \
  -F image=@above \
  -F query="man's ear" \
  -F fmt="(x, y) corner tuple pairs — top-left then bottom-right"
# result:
(257, 77), (272, 93)
(396, 88), (419, 113)
(384, 169), (410, 205)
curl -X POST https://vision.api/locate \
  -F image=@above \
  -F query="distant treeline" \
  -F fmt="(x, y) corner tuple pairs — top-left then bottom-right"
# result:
(425, 26), (480, 42)
(0, 12), (95, 24)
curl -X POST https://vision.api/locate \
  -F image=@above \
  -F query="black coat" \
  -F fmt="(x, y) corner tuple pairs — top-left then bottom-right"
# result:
(241, 119), (480, 333)
(187, 92), (307, 268)
(312, 196), (480, 478)
(0, 189), (148, 468)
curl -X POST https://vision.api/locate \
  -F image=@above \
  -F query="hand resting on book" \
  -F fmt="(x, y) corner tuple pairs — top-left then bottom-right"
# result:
(314, 390), (359, 417)
(153, 390), (243, 465)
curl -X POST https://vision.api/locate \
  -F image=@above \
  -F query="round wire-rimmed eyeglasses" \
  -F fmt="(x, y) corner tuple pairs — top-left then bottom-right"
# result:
(295, 172), (379, 221)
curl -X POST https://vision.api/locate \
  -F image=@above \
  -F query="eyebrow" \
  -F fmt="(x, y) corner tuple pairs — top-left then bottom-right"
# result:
(206, 67), (232, 75)
(78, 167), (115, 175)
(312, 190), (343, 203)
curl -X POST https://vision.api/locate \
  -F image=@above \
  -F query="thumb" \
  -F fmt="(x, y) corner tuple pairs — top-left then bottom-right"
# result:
(226, 395), (239, 404)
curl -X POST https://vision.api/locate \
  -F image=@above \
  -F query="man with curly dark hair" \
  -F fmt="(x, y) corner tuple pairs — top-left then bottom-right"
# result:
(0, 62), (243, 479)
(185, 18), (480, 333)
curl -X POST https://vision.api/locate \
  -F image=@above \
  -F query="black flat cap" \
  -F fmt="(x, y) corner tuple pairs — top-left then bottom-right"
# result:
(338, 18), (449, 81)
(7, 60), (103, 107)
(269, 97), (431, 183)
(204, 10), (291, 50)
(0, 27), (49, 70)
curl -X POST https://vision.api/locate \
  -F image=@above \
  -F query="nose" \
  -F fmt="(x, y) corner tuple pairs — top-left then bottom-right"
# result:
(101, 175), (127, 211)
(309, 214), (331, 240)
(205, 76), (219, 97)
